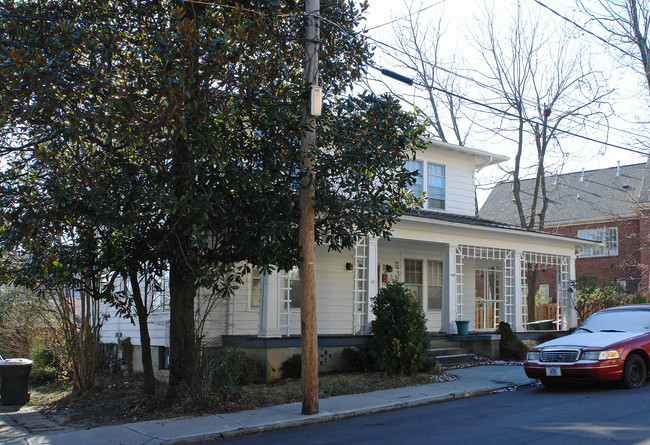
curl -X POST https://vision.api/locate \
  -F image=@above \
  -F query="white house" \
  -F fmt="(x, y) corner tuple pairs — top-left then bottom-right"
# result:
(100, 140), (591, 379)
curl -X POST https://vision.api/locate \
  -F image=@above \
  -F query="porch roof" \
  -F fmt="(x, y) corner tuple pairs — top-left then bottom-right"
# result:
(404, 210), (599, 247)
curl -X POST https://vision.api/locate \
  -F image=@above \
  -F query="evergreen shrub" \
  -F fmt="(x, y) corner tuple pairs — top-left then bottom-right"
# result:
(204, 350), (260, 394)
(370, 280), (429, 375)
(30, 348), (60, 386)
(497, 321), (528, 360)
(281, 354), (302, 379)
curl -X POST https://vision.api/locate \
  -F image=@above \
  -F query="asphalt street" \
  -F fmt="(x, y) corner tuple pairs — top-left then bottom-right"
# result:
(214, 383), (650, 445)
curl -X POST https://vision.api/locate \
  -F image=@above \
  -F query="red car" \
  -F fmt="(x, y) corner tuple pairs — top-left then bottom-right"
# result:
(524, 304), (650, 388)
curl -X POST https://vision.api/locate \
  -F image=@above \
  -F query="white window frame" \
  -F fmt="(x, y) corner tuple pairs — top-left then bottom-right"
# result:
(403, 259), (423, 301)
(403, 257), (444, 312)
(406, 159), (447, 211)
(288, 266), (301, 310)
(248, 268), (262, 310)
(427, 163), (446, 210)
(151, 270), (170, 312)
(578, 227), (618, 257)
(427, 260), (443, 310)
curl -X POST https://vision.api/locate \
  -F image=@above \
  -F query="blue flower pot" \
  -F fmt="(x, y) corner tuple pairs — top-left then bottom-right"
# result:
(455, 320), (469, 336)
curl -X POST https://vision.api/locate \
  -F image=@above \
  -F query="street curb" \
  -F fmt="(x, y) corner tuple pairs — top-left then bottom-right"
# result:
(170, 384), (531, 444)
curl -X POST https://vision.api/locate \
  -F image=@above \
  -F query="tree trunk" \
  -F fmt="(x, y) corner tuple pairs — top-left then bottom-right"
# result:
(526, 265), (539, 323)
(167, 256), (200, 399)
(130, 271), (155, 396)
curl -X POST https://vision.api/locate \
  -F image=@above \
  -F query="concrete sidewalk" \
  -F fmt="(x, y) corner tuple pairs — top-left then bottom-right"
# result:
(1, 365), (535, 445)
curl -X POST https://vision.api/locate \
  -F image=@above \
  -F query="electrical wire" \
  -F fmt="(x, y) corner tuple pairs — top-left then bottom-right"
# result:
(365, 0), (448, 32)
(366, 35), (650, 151)
(368, 33), (650, 141)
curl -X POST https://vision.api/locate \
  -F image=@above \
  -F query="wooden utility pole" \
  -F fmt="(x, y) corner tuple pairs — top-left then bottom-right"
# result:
(299, 0), (320, 415)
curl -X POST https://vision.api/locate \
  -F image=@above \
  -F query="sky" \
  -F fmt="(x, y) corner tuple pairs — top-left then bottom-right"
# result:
(356, 0), (649, 204)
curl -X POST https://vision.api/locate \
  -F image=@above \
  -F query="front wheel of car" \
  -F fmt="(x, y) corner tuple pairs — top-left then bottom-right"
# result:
(622, 354), (647, 389)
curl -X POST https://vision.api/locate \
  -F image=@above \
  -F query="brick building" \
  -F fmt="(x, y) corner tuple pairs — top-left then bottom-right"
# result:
(480, 160), (650, 295)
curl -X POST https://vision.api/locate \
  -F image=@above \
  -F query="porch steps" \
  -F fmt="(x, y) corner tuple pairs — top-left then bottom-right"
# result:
(427, 336), (478, 366)
(427, 347), (476, 365)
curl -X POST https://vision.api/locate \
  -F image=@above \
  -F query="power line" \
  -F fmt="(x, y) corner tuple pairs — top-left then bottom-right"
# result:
(367, 34), (650, 149)
(532, 0), (626, 56)
(365, 0), (447, 32)
(367, 62), (647, 156)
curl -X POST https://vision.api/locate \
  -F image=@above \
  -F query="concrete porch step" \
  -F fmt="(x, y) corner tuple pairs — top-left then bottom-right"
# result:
(427, 347), (468, 358)
(429, 340), (461, 349)
(434, 353), (477, 365)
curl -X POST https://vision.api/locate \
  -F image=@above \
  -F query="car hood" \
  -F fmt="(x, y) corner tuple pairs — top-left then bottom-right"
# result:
(536, 331), (645, 349)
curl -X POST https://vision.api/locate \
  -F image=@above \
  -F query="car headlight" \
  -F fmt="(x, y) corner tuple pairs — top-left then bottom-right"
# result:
(526, 351), (540, 361)
(581, 350), (620, 361)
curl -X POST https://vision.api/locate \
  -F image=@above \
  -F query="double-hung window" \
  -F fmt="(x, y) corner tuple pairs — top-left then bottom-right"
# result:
(404, 259), (443, 311)
(406, 159), (446, 211)
(427, 261), (443, 310)
(288, 267), (301, 308)
(404, 259), (423, 299)
(578, 228), (618, 257)
(405, 160), (424, 195)
(249, 268), (262, 309)
(427, 164), (445, 210)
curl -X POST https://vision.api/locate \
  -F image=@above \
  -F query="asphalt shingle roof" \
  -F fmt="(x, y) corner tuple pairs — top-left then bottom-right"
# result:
(406, 209), (582, 242)
(479, 161), (650, 225)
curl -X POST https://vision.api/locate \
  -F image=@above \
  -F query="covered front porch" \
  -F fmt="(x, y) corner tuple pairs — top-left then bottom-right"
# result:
(252, 212), (585, 341)
(346, 212), (583, 336)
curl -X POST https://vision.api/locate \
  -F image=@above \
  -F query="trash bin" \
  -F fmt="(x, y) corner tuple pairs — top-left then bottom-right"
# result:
(0, 359), (33, 406)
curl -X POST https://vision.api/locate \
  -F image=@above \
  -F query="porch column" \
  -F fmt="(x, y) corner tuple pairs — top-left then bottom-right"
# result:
(258, 271), (282, 338)
(513, 250), (525, 331)
(442, 244), (458, 333)
(367, 236), (379, 324)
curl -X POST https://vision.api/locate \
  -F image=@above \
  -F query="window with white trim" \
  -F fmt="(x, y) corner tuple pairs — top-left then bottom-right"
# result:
(404, 259), (443, 312)
(404, 259), (423, 299)
(405, 160), (423, 195)
(406, 160), (446, 211)
(578, 228), (618, 257)
(427, 164), (446, 210)
(427, 261), (443, 310)
(288, 267), (301, 308)
(249, 268), (262, 308)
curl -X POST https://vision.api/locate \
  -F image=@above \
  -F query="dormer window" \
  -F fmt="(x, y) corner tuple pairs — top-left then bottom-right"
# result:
(406, 159), (446, 211)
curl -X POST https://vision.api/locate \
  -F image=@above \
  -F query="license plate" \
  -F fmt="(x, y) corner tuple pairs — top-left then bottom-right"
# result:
(545, 366), (562, 377)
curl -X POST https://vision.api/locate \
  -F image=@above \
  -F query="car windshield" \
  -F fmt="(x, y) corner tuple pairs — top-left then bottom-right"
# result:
(579, 309), (650, 332)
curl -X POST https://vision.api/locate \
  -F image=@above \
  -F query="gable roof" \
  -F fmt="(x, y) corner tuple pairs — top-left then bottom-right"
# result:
(426, 140), (508, 169)
(479, 161), (650, 226)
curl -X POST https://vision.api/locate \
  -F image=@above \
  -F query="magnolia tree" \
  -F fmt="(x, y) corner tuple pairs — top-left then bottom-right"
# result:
(0, 0), (425, 398)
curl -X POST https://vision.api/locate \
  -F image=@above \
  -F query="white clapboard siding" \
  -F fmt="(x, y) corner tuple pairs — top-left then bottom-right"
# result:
(418, 144), (481, 216)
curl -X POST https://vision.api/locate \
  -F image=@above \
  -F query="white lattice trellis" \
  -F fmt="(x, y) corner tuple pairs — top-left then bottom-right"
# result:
(456, 245), (515, 327)
(352, 237), (368, 334)
(520, 252), (570, 330)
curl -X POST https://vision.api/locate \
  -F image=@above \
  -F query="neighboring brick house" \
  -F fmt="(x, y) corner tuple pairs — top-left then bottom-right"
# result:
(480, 160), (650, 295)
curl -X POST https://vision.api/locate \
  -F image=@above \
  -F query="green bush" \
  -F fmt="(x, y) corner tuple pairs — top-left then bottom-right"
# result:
(281, 354), (302, 379)
(204, 350), (260, 394)
(30, 348), (60, 386)
(571, 275), (630, 322)
(341, 346), (375, 372)
(497, 322), (528, 361)
(370, 280), (430, 375)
